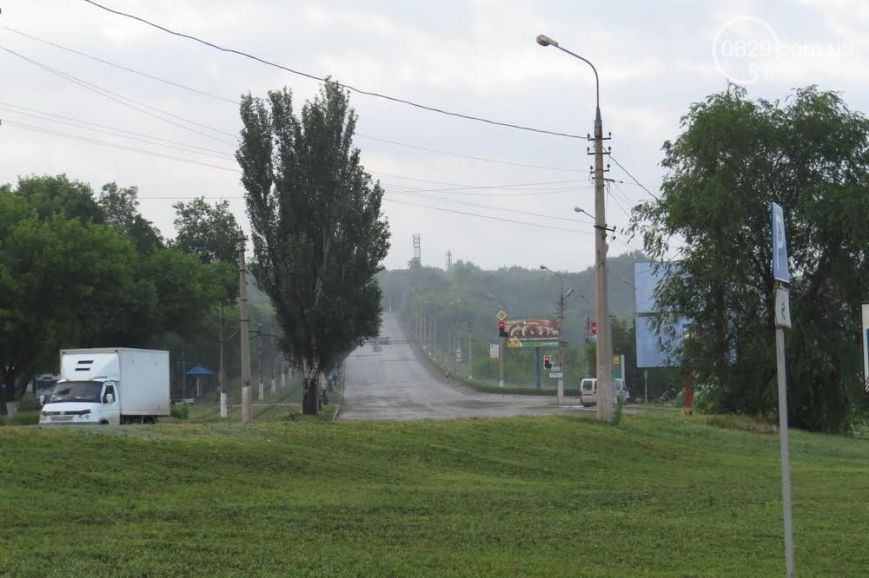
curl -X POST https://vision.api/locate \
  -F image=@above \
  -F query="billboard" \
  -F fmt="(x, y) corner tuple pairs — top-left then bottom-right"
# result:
(505, 319), (560, 348)
(634, 262), (693, 368)
(636, 316), (693, 368)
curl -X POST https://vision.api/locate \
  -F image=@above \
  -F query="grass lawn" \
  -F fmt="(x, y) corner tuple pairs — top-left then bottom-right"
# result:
(0, 410), (866, 576)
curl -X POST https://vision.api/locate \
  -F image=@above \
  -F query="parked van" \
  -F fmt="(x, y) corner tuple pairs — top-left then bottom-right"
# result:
(580, 378), (629, 407)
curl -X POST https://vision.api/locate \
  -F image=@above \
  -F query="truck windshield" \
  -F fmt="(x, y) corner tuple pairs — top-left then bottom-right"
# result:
(46, 381), (103, 404)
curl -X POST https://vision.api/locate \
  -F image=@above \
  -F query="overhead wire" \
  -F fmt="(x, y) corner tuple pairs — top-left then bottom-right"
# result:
(0, 103), (235, 161)
(384, 198), (594, 234)
(0, 45), (238, 146)
(609, 154), (660, 201)
(0, 25), (239, 105)
(1, 25), (589, 174)
(3, 120), (241, 173)
(82, 0), (586, 140)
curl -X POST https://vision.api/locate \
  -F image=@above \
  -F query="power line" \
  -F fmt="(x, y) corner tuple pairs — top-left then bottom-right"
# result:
(3, 26), (590, 173)
(0, 103), (234, 161)
(357, 134), (583, 173)
(384, 198), (594, 233)
(393, 190), (587, 224)
(0, 45), (238, 146)
(606, 181), (632, 219)
(2, 120), (241, 173)
(0, 25), (238, 105)
(609, 155), (660, 201)
(82, 0), (585, 140)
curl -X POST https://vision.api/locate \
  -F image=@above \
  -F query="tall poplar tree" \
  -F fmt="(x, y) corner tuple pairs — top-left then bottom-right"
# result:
(236, 81), (390, 415)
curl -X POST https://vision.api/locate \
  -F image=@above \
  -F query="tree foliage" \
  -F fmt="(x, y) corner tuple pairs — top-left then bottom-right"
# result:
(172, 196), (240, 303)
(631, 87), (868, 432)
(236, 82), (390, 414)
(0, 176), (227, 412)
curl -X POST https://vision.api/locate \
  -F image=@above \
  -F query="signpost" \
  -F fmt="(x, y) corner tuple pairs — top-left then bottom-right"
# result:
(862, 303), (868, 393)
(771, 202), (795, 578)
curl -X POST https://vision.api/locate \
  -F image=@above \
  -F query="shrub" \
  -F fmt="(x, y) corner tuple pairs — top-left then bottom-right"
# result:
(170, 403), (189, 420)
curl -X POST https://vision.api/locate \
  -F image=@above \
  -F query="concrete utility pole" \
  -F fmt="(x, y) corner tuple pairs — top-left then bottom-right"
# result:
(219, 302), (228, 418)
(238, 230), (253, 424)
(537, 34), (614, 421)
(541, 265), (572, 405)
(256, 323), (263, 401)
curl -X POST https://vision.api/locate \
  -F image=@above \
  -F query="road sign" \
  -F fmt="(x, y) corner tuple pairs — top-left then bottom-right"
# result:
(549, 372), (563, 379)
(455, 347), (463, 362)
(496, 310), (507, 321)
(775, 287), (792, 329)
(489, 343), (500, 359)
(772, 202), (790, 283)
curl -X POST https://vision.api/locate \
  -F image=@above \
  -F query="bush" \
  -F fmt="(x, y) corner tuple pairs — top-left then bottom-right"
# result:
(170, 403), (189, 420)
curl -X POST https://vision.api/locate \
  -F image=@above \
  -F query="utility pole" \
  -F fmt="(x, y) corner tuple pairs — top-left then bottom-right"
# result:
(256, 323), (263, 401)
(238, 230), (252, 424)
(467, 323), (473, 380)
(557, 291), (566, 405)
(537, 34), (613, 421)
(219, 302), (227, 418)
(270, 319), (276, 395)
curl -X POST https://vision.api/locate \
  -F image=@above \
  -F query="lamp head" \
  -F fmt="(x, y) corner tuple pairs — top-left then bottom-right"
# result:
(536, 34), (558, 48)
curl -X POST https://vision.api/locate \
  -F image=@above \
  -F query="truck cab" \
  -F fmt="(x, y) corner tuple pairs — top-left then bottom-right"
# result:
(40, 379), (120, 425)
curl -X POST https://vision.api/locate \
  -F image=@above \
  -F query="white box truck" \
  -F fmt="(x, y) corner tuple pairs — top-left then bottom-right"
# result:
(40, 348), (170, 425)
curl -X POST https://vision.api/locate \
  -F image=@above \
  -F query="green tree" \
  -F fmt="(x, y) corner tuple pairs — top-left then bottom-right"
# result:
(237, 81), (390, 414)
(631, 87), (868, 432)
(98, 182), (163, 254)
(11, 174), (103, 222)
(0, 191), (138, 413)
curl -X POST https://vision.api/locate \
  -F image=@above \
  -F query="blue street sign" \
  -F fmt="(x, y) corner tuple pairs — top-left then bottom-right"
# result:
(771, 202), (790, 283)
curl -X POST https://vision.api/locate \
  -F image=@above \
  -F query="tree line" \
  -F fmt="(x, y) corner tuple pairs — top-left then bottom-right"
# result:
(0, 175), (241, 413)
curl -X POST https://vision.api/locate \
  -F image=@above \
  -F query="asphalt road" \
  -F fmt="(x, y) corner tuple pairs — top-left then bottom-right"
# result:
(338, 312), (593, 421)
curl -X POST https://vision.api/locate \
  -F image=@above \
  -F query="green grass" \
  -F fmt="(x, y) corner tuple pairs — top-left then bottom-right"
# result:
(0, 413), (866, 576)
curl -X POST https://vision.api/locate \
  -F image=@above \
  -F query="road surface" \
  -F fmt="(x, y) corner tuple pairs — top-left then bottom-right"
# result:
(339, 312), (591, 421)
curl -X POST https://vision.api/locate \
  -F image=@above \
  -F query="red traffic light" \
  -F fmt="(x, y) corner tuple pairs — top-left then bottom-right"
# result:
(543, 354), (552, 369)
(591, 321), (598, 335)
(498, 320), (508, 337)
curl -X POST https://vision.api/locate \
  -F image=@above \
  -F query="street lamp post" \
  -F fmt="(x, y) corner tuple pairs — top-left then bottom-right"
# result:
(541, 265), (573, 405)
(537, 34), (614, 421)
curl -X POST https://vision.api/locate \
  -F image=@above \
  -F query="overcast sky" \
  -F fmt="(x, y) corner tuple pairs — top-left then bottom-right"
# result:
(2, 0), (866, 271)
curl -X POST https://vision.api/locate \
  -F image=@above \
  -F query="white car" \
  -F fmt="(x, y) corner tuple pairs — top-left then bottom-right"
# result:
(580, 378), (629, 407)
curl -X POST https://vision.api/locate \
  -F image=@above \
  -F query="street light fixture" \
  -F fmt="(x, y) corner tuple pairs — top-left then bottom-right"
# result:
(538, 34), (615, 421)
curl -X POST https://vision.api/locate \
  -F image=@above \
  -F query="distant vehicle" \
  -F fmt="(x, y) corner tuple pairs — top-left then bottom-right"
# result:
(40, 348), (169, 426)
(580, 378), (629, 407)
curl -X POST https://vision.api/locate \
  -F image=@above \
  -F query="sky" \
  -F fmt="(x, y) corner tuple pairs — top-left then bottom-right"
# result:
(1, 0), (866, 272)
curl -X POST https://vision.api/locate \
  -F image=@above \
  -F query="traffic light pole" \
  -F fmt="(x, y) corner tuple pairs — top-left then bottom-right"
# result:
(499, 334), (505, 387)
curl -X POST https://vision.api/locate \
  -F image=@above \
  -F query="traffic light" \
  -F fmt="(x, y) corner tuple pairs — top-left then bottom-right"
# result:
(591, 321), (598, 335)
(498, 320), (508, 338)
(543, 354), (552, 369)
